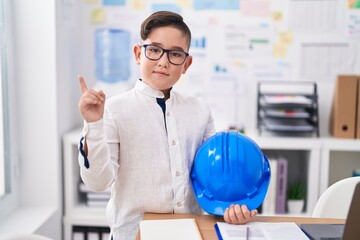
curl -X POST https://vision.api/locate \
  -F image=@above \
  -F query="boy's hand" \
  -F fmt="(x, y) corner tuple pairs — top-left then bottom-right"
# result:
(78, 75), (106, 123)
(223, 204), (258, 224)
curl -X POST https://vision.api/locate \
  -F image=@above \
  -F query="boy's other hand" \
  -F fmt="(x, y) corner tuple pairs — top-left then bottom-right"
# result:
(223, 204), (258, 224)
(78, 75), (106, 123)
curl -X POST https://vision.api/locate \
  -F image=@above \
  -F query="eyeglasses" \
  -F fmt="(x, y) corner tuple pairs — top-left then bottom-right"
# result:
(140, 44), (189, 65)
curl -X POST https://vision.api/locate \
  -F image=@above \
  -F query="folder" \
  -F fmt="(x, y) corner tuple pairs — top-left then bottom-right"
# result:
(330, 75), (358, 138)
(276, 157), (288, 214)
(357, 79), (360, 139)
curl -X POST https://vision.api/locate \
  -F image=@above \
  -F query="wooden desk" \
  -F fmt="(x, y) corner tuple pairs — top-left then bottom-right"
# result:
(140, 213), (346, 240)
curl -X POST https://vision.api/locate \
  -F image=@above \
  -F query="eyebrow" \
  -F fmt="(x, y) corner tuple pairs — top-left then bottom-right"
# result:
(147, 42), (186, 52)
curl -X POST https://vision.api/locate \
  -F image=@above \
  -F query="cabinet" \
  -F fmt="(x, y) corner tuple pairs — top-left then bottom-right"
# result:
(62, 129), (360, 238)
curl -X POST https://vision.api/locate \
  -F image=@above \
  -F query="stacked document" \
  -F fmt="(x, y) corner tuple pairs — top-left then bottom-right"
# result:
(261, 109), (310, 118)
(263, 119), (315, 132)
(260, 95), (312, 106)
(79, 182), (110, 207)
(215, 222), (309, 240)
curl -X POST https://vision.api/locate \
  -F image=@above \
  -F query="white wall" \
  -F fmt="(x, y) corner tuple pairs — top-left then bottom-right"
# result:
(14, 0), (58, 206)
(8, 0), (82, 238)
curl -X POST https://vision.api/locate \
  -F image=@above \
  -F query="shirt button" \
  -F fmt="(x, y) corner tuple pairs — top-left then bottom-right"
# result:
(167, 112), (171, 117)
(177, 201), (182, 207)
(172, 140), (176, 145)
(176, 171), (180, 177)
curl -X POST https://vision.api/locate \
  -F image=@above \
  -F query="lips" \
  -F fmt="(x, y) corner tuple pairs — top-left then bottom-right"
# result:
(153, 71), (170, 76)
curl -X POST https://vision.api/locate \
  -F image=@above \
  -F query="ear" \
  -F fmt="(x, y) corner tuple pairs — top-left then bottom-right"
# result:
(182, 55), (192, 74)
(133, 45), (141, 64)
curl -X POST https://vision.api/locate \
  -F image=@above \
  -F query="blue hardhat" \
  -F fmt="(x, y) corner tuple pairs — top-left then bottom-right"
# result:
(191, 131), (271, 216)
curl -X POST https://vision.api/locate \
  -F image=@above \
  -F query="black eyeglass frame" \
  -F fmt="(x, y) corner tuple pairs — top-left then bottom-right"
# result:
(140, 44), (190, 66)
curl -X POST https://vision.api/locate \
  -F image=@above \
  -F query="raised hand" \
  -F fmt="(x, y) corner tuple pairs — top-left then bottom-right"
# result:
(78, 75), (106, 123)
(224, 204), (258, 224)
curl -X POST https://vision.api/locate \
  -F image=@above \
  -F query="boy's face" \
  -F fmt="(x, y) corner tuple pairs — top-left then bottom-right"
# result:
(133, 26), (192, 93)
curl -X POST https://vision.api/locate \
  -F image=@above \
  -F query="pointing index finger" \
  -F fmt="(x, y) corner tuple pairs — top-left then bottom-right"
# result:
(78, 75), (88, 93)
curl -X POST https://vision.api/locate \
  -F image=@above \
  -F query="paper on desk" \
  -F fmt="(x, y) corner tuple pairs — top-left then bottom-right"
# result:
(216, 222), (309, 240)
(140, 218), (203, 240)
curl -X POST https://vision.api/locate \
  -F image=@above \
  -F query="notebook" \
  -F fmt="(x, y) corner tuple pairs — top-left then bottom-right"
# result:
(300, 182), (360, 240)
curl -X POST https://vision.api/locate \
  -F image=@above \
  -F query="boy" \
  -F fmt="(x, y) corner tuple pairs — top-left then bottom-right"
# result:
(78, 11), (257, 239)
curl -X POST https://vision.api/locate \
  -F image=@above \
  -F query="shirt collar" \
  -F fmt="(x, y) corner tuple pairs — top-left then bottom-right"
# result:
(135, 79), (172, 99)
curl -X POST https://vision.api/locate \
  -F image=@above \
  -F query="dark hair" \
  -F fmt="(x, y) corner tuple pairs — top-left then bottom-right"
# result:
(140, 11), (191, 48)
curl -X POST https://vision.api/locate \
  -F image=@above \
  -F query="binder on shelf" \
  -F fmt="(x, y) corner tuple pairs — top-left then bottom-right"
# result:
(275, 157), (288, 214)
(357, 77), (360, 139)
(73, 232), (85, 240)
(73, 226), (87, 240)
(330, 75), (359, 139)
(88, 231), (100, 240)
(101, 232), (110, 240)
(72, 226), (110, 240)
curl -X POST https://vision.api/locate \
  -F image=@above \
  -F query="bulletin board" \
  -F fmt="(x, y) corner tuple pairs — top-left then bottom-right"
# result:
(66, 0), (360, 133)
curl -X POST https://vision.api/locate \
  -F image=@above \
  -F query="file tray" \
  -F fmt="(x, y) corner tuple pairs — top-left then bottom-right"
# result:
(257, 81), (319, 137)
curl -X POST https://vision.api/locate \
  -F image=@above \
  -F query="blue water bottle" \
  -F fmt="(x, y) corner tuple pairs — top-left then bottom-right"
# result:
(95, 29), (131, 83)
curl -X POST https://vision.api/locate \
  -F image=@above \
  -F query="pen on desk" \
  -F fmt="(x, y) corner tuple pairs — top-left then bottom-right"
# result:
(246, 226), (250, 240)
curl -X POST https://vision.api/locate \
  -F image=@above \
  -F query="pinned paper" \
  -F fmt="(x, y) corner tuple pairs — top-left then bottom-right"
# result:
(349, 0), (360, 9)
(279, 32), (293, 45)
(85, 0), (100, 3)
(194, 0), (240, 10)
(130, 0), (145, 10)
(103, 0), (125, 6)
(240, 0), (271, 17)
(273, 32), (293, 58)
(273, 43), (287, 58)
(177, 0), (192, 8)
(152, 4), (181, 14)
(91, 8), (105, 23)
(272, 11), (283, 22)
(347, 11), (360, 36)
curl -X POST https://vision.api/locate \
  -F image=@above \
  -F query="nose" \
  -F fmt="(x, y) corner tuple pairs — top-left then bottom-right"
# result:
(157, 52), (170, 68)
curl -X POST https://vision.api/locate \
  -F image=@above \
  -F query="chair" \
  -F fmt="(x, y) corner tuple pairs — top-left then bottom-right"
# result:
(0, 234), (53, 240)
(312, 176), (360, 218)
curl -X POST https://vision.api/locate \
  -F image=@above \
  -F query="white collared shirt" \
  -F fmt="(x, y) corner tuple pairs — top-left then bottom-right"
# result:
(79, 80), (215, 239)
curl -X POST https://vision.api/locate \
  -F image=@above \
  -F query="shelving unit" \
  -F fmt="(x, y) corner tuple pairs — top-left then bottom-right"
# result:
(319, 138), (360, 195)
(63, 129), (108, 240)
(248, 133), (321, 216)
(62, 129), (360, 238)
(257, 81), (319, 137)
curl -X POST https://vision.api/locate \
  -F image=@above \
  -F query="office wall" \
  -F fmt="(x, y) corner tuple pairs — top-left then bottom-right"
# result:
(64, 0), (360, 136)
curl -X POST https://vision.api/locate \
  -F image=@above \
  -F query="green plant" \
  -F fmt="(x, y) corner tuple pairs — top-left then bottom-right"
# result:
(287, 181), (306, 200)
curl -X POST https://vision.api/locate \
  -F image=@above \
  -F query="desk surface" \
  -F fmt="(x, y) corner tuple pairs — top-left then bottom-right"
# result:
(141, 213), (346, 240)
